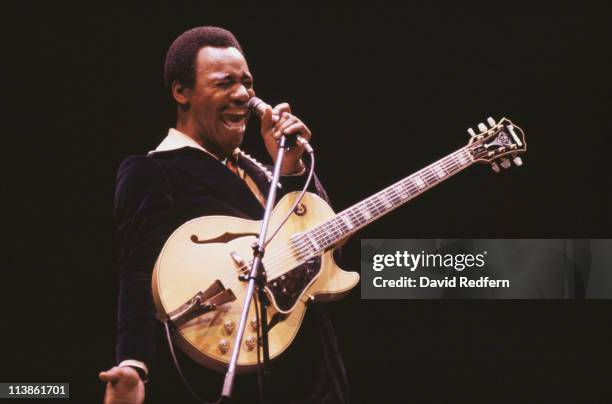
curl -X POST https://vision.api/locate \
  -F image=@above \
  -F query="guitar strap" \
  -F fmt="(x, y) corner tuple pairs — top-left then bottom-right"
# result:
(226, 152), (267, 207)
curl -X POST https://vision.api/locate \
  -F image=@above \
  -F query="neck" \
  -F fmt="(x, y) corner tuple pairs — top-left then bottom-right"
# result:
(290, 146), (475, 259)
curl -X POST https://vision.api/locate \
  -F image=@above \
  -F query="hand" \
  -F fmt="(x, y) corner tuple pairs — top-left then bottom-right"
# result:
(259, 102), (311, 175)
(99, 366), (145, 404)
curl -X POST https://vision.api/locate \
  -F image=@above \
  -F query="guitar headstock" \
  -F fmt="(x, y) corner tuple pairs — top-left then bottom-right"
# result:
(466, 117), (527, 172)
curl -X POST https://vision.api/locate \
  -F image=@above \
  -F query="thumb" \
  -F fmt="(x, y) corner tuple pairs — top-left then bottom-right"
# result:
(99, 367), (121, 383)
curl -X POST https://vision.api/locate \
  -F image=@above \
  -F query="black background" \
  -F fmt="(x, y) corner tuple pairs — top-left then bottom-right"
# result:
(3, 3), (612, 403)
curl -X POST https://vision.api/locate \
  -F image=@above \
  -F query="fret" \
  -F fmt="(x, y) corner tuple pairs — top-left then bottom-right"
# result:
(434, 164), (446, 178)
(305, 233), (320, 251)
(321, 228), (331, 245)
(369, 196), (384, 214)
(362, 207), (372, 220)
(413, 175), (426, 189)
(340, 214), (354, 231)
(298, 147), (474, 256)
(427, 167), (442, 185)
(448, 155), (463, 170)
(329, 219), (344, 238)
(370, 195), (380, 209)
(332, 217), (345, 234)
(403, 181), (419, 197)
(349, 208), (365, 226)
(392, 185), (407, 201)
(380, 191), (392, 208)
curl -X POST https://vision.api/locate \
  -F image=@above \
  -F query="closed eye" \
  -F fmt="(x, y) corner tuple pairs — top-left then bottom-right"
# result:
(216, 81), (233, 88)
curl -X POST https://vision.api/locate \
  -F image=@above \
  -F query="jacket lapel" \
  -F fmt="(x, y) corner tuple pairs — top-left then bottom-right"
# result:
(236, 153), (273, 198)
(170, 147), (265, 219)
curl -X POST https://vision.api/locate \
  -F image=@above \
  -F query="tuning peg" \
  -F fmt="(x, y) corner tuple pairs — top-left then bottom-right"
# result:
(467, 127), (477, 137)
(490, 161), (500, 173)
(500, 158), (512, 169)
(487, 117), (496, 127)
(477, 123), (488, 133)
(512, 156), (523, 166)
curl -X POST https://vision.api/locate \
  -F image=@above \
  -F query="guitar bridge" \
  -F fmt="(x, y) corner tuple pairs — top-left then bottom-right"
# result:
(168, 280), (236, 327)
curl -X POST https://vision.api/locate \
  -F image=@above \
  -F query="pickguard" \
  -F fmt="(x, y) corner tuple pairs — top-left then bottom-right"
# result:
(266, 255), (322, 312)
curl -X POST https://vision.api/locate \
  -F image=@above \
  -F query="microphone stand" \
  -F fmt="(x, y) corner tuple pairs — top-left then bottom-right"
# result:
(221, 135), (292, 402)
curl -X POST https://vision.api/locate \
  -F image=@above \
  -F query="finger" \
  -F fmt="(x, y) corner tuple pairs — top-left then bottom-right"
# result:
(273, 115), (298, 139)
(273, 112), (294, 135)
(99, 367), (121, 383)
(282, 122), (311, 140)
(260, 105), (275, 133)
(272, 102), (291, 116)
(277, 115), (298, 132)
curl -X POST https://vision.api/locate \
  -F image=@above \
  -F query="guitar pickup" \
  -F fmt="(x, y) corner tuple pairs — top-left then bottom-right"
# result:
(168, 280), (236, 328)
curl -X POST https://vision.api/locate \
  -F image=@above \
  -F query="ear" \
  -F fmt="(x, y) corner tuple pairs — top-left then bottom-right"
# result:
(172, 80), (192, 109)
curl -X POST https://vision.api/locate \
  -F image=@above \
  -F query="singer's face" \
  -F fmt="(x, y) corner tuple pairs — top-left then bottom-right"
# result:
(189, 46), (254, 158)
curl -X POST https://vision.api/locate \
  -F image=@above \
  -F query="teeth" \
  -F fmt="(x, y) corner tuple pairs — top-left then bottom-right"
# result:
(222, 114), (246, 126)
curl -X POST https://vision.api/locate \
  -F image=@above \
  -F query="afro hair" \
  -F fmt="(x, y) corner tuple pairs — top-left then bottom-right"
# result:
(163, 26), (243, 90)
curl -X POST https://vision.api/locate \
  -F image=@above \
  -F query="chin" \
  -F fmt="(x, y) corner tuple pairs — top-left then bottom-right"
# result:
(231, 132), (245, 149)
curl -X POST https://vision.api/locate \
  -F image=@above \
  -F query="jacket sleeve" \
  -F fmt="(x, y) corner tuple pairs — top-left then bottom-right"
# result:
(113, 156), (176, 370)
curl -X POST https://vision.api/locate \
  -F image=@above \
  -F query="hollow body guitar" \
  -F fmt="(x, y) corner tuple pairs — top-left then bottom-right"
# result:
(152, 118), (527, 372)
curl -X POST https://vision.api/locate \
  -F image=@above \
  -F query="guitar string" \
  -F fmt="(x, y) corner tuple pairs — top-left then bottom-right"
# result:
(214, 149), (471, 289)
(216, 156), (470, 294)
(264, 137), (516, 275)
(302, 148), (472, 249)
(210, 148), (472, 289)
(261, 150), (472, 278)
(264, 148), (470, 264)
(205, 148), (473, 290)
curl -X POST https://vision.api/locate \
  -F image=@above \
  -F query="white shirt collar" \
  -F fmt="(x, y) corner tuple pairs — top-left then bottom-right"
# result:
(149, 128), (240, 161)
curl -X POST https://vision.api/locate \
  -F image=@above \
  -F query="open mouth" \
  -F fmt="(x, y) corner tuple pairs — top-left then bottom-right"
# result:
(221, 111), (248, 132)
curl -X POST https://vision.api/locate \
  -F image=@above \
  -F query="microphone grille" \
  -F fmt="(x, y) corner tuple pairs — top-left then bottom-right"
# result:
(246, 96), (263, 111)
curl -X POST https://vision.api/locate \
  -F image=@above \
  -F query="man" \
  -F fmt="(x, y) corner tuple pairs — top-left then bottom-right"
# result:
(99, 27), (348, 403)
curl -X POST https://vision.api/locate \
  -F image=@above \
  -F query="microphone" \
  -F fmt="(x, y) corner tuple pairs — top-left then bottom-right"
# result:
(246, 97), (313, 153)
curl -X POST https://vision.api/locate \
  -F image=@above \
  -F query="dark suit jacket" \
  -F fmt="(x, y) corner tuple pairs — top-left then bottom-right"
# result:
(113, 146), (348, 403)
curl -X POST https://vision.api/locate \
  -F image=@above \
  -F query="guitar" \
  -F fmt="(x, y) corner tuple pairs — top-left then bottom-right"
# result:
(152, 117), (527, 372)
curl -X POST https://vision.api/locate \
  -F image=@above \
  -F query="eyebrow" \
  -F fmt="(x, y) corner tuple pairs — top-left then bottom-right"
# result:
(210, 72), (253, 82)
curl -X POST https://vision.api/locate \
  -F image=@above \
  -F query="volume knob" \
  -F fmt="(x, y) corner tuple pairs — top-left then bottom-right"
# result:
(244, 335), (257, 351)
(223, 319), (235, 335)
(218, 339), (230, 354)
(250, 316), (258, 331)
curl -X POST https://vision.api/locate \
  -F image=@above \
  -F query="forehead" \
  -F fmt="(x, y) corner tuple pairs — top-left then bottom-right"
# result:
(195, 46), (251, 79)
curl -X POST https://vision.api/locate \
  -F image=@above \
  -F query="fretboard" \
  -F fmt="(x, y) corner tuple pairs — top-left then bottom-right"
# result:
(291, 147), (474, 259)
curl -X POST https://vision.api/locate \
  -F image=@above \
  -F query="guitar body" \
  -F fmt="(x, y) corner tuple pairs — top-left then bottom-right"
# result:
(152, 191), (360, 373)
(151, 117), (527, 373)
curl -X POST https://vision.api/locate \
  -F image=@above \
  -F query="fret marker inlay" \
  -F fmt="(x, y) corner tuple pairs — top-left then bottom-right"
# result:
(341, 215), (354, 230)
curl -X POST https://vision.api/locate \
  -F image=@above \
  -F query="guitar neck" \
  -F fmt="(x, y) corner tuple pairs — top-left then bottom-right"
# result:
(294, 146), (474, 255)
